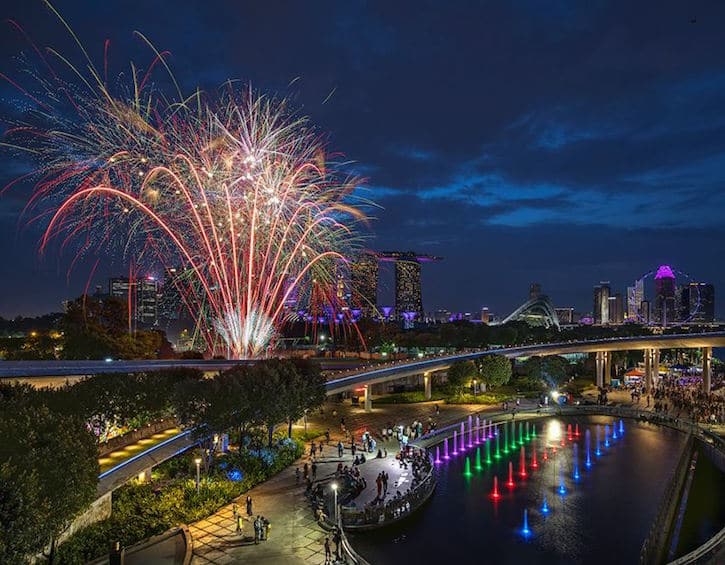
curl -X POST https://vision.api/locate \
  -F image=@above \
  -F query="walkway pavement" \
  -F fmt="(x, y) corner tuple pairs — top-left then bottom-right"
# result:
(187, 399), (494, 564)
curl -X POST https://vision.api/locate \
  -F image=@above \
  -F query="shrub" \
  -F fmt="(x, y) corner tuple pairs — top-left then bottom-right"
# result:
(56, 437), (303, 564)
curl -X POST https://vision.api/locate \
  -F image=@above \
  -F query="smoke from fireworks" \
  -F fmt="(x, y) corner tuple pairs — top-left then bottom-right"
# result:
(2, 7), (368, 358)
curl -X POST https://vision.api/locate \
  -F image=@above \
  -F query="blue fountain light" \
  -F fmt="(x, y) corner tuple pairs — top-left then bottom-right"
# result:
(541, 495), (550, 514)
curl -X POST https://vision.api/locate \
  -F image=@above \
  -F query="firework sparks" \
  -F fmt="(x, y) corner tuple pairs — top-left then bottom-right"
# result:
(2, 11), (368, 358)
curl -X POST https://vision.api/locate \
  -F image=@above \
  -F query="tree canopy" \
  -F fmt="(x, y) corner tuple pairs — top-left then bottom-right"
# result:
(476, 354), (512, 390)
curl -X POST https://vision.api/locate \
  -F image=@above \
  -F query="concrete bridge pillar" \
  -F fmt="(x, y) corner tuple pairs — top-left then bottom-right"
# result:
(702, 347), (712, 394)
(595, 351), (605, 388)
(363, 384), (372, 412)
(653, 349), (660, 388)
(644, 348), (654, 393)
(424, 372), (431, 401)
(603, 351), (612, 386)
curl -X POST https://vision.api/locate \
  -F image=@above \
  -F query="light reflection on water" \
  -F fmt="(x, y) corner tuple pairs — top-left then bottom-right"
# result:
(351, 416), (690, 565)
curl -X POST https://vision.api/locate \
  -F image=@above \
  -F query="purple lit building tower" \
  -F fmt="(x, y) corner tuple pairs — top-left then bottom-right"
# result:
(654, 265), (676, 327)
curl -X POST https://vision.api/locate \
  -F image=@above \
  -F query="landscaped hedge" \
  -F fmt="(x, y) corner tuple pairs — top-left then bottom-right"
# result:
(56, 438), (303, 564)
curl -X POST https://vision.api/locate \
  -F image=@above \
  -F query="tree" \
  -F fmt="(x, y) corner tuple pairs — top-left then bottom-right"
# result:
(284, 359), (326, 437)
(239, 360), (290, 447)
(0, 392), (98, 562)
(476, 354), (512, 391)
(524, 355), (569, 387)
(446, 360), (478, 393)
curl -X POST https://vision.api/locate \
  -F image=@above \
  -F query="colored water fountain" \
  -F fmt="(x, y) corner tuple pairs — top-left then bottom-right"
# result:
(486, 440), (493, 465)
(444, 437), (450, 459)
(541, 493), (549, 514)
(435, 445), (441, 464)
(531, 423), (537, 439)
(475, 447), (482, 471)
(567, 423), (573, 441)
(518, 422), (524, 446)
(468, 416), (474, 448)
(491, 476), (501, 499)
(453, 431), (458, 456)
(595, 425), (602, 457)
(604, 424), (610, 448)
(572, 443), (580, 480)
(525, 421), (530, 441)
(519, 446), (527, 478)
(495, 433), (501, 460)
(612, 422), (618, 440)
(460, 423), (466, 452)
(531, 441), (539, 469)
(506, 461), (515, 488)
(503, 425), (510, 455)
(543, 448), (549, 461)
(575, 423), (580, 438)
(558, 462), (567, 495)
(619, 419), (624, 434)
(511, 422), (518, 451)
(585, 429), (592, 468)
(521, 508), (531, 538)
(464, 456), (472, 477)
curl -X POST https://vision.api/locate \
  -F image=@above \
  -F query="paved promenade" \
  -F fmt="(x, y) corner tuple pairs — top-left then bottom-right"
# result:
(187, 399), (494, 564)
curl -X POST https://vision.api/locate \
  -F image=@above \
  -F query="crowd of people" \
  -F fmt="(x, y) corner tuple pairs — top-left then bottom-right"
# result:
(651, 377), (725, 424)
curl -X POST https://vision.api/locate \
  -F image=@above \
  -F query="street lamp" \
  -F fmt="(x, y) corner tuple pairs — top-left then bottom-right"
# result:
(331, 482), (339, 525)
(473, 379), (478, 397)
(194, 457), (202, 494)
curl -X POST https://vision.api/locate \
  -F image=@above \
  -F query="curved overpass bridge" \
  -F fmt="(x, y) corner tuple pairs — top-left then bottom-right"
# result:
(79, 331), (724, 497)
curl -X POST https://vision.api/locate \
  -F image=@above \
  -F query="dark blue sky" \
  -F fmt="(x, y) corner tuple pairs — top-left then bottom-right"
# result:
(1, 1), (724, 318)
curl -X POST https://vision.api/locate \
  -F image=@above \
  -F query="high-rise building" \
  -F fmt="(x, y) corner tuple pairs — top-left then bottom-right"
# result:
(641, 300), (651, 324)
(109, 276), (159, 327)
(378, 251), (442, 322)
(350, 251), (379, 317)
(688, 282), (715, 323)
(395, 259), (423, 319)
(675, 285), (689, 322)
(481, 307), (491, 324)
(158, 268), (183, 321)
(626, 277), (644, 320)
(608, 293), (624, 325)
(653, 265), (676, 326)
(593, 282), (611, 324)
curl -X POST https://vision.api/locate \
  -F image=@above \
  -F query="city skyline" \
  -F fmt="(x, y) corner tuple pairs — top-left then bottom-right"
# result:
(1, 2), (724, 319)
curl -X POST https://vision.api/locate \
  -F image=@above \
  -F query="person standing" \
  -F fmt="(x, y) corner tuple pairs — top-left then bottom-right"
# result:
(246, 495), (253, 516)
(333, 528), (342, 560)
(254, 516), (261, 544)
(236, 514), (244, 535)
(303, 462), (309, 480)
(337, 441), (344, 458)
(325, 428), (331, 444)
(295, 466), (301, 484)
(324, 537), (332, 563)
(263, 516), (271, 540)
(312, 461), (318, 480)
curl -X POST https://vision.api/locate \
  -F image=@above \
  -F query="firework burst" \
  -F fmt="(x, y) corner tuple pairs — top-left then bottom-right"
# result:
(2, 7), (368, 358)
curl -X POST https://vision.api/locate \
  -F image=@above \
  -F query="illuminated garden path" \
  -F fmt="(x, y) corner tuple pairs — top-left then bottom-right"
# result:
(98, 427), (181, 474)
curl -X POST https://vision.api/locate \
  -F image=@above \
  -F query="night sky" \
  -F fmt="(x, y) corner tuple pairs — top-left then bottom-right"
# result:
(1, 1), (724, 319)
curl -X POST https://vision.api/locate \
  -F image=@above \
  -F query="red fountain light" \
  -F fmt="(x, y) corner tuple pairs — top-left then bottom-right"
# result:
(531, 443), (539, 469)
(567, 424), (573, 441)
(575, 423), (580, 438)
(519, 446), (527, 478)
(491, 476), (501, 499)
(506, 461), (515, 488)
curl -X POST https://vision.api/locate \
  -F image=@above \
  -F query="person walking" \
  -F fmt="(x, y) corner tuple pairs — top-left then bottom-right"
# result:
(236, 514), (244, 535)
(333, 528), (342, 560)
(337, 441), (344, 458)
(324, 536), (332, 563)
(263, 516), (271, 540)
(254, 516), (261, 544)
(246, 495), (253, 516)
(325, 428), (331, 444)
(295, 466), (301, 484)
(303, 462), (309, 480)
(312, 461), (318, 480)
(382, 471), (388, 495)
(232, 502), (238, 521)
(310, 441), (316, 458)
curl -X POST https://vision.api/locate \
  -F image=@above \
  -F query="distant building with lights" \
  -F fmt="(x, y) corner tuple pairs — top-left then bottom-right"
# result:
(109, 276), (159, 327)
(378, 251), (442, 322)
(593, 282), (611, 324)
(653, 265), (676, 326)
(350, 251), (379, 317)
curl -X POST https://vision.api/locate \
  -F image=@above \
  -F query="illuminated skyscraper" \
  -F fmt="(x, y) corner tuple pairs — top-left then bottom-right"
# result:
(593, 282), (611, 324)
(608, 293), (624, 325)
(350, 251), (379, 317)
(379, 251), (442, 321)
(109, 275), (159, 327)
(654, 265), (676, 326)
(626, 277), (644, 320)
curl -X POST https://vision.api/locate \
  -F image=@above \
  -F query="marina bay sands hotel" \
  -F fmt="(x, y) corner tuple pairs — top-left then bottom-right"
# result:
(350, 251), (441, 321)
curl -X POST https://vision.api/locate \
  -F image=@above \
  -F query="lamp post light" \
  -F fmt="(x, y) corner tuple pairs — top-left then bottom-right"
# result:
(473, 379), (478, 396)
(194, 457), (202, 494)
(331, 482), (339, 525)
